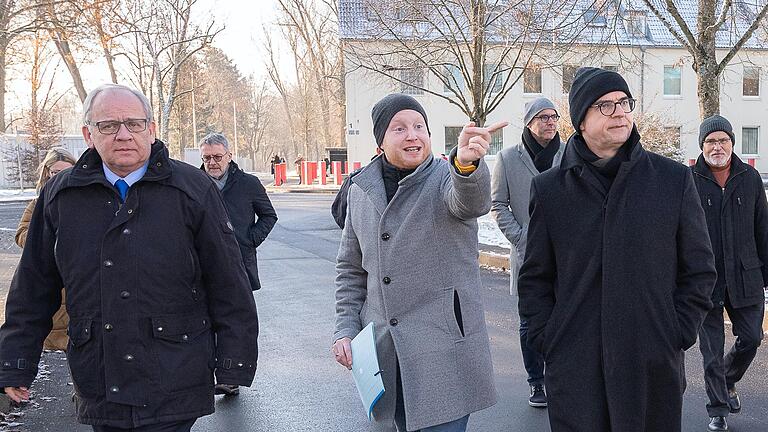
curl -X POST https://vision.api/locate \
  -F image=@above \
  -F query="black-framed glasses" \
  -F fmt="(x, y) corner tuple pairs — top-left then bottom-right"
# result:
(592, 98), (636, 116)
(703, 137), (732, 147)
(534, 114), (560, 123)
(87, 119), (149, 134)
(202, 154), (228, 163)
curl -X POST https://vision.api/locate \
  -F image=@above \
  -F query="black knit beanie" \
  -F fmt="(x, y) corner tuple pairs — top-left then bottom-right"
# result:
(371, 94), (431, 147)
(569, 67), (633, 131)
(698, 115), (735, 149)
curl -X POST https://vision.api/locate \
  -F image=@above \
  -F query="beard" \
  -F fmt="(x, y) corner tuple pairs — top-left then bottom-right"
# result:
(704, 153), (731, 168)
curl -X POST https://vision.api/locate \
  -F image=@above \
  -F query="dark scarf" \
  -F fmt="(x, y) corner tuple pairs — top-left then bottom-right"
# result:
(381, 155), (416, 203)
(522, 128), (561, 173)
(572, 126), (640, 191)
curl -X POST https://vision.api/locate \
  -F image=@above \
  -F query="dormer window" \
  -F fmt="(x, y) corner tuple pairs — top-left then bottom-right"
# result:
(625, 10), (647, 38)
(585, 9), (607, 27)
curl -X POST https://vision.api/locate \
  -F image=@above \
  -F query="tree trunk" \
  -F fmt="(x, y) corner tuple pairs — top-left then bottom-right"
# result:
(52, 36), (88, 102)
(697, 62), (720, 118)
(0, 45), (6, 132)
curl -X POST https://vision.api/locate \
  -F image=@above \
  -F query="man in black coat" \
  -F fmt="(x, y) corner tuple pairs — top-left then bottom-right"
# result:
(200, 133), (277, 395)
(0, 84), (259, 432)
(691, 115), (767, 431)
(518, 68), (717, 432)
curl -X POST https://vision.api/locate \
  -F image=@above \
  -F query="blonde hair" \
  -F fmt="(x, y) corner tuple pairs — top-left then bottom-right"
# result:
(37, 148), (76, 192)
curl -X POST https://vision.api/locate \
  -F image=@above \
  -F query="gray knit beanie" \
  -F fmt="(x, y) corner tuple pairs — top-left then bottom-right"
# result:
(524, 97), (557, 126)
(371, 94), (431, 147)
(698, 115), (735, 149)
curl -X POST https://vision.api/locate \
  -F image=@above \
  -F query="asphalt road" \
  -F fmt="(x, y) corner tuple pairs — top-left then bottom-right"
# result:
(0, 195), (766, 431)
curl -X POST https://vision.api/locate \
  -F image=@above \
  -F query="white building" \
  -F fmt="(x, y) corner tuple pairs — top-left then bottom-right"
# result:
(339, 0), (768, 172)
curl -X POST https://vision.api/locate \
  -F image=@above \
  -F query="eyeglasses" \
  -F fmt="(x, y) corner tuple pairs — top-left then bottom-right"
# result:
(86, 119), (149, 135)
(592, 98), (636, 116)
(534, 114), (560, 123)
(703, 137), (732, 148)
(202, 154), (228, 163)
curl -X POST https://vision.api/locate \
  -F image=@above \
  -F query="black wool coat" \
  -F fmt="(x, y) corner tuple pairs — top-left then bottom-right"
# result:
(202, 161), (277, 290)
(0, 141), (259, 428)
(518, 133), (716, 432)
(691, 154), (768, 308)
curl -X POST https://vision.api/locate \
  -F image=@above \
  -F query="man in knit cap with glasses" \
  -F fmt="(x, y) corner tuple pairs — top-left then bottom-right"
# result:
(518, 67), (716, 431)
(491, 96), (565, 408)
(690, 115), (768, 431)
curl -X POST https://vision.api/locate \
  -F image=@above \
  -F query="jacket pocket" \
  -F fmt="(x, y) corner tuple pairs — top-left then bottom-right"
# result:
(150, 314), (214, 393)
(740, 256), (765, 296)
(67, 319), (103, 398)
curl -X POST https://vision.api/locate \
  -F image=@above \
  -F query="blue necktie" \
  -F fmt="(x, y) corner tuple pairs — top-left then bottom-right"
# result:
(115, 179), (129, 202)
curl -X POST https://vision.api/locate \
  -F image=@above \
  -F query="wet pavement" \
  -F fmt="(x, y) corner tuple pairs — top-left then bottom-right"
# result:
(0, 196), (766, 431)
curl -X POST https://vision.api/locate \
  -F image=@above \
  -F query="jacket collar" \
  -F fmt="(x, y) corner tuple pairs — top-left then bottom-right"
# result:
(199, 160), (242, 188)
(352, 153), (436, 215)
(692, 153), (749, 183)
(517, 140), (565, 175)
(561, 125), (643, 172)
(50, 140), (173, 201)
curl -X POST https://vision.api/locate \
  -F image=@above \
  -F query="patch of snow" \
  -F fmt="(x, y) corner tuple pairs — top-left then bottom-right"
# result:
(0, 189), (35, 202)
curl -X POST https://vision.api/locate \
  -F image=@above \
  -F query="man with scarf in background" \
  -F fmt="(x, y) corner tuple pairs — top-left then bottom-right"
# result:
(491, 97), (564, 408)
(518, 67), (716, 431)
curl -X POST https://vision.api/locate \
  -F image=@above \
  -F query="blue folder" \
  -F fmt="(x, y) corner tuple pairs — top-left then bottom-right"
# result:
(350, 322), (385, 420)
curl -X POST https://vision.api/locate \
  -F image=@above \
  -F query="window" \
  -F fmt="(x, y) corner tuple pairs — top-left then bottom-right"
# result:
(484, 64), (503, 93)
(445, 125), (503, 155)
(742, 127), (759, 155)
(625, 11), (647, 37)
(664, 66), (682, 96)
(395, 0), (429, 22)
(603, 65), (618, 72)
(524, 65), (542, 94)
(489, 128), (503, 155)
(743, 66), (760, 97)
(444, 126), (461, 154)
(400, 68), (424, 95)
(562, 64), (579, 93)
(584, 9), (607, 27)
(441, 65), (464, 93)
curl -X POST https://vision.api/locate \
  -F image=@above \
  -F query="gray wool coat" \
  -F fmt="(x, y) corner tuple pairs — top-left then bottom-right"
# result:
(490, 141), (564, 294)
(334, 154), (497, 431)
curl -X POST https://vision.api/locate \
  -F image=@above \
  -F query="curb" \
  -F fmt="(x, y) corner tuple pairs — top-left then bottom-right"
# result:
(478, 249), (510, 272)
(265, 187), (340, 195)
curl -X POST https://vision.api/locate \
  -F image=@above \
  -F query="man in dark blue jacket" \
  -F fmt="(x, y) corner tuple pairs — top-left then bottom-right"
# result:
(691, 115), (768, 432)
(0, 84), (259, 432)
(200, 133), (277, 396)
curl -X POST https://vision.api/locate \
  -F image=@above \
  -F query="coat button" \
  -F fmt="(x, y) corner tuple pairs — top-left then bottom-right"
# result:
(718, 300), (724, 306)
(123, 354), (134, 362)
(110, 386), (119, 393)
(122, 228), (131, 235)
(103, 260), (113, 267)
(120, 291), (130, 299)
(382, 277), (391, 284)
(104, 323), (113, 331)
(389, 318), (398, 326)
(381, 233), (390, 241)
(127, 209), (133, 214)
(181, 334), (189, 341)
(157, 326), (164, 332)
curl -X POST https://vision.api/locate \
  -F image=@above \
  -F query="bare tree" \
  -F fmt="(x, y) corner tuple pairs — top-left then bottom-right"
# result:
(118, 0), (222, 147)
(640, 0), (768, 118)
(344, 0), (604, 126)
(0, 0), (44, 131)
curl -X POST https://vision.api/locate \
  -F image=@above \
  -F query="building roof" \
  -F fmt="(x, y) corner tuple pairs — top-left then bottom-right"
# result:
(339, 0), (768, 50)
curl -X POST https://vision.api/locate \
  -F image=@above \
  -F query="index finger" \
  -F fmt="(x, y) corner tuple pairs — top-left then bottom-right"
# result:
(486, 121), (509, 133)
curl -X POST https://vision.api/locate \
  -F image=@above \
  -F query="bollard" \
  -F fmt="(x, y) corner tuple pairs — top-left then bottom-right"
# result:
(279, 163), (287, 186)
(274, 163), (282, 186)
(344, 161), (349, 175)
(299, 161), (306, 185)
(748, 158), (755, 167)
(320, 161), (327, 185)
(688, 159), (695, 166)
(353, 161), (362, 170)
(333, 161), (343, 185)
(308, 162), (317, 185)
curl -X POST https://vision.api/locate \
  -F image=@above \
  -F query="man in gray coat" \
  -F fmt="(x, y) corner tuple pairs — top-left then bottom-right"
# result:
(332, 93), (506, 432)
(491, 96), (564, 408)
